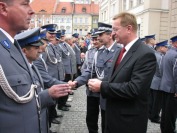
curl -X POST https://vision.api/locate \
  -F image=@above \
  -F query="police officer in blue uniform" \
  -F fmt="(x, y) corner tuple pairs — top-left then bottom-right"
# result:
(14, 27), (71, 133)
(72, 33), (82, 76)
(145, 34), (156, 50)
(81, 28), (103, 133)
(56, 29), (75, 111)
(69, 22), (121, 133)
(40, 24), (65, 124)
(160, 35), (177, 133)
(33, 28), (66, 131)
(148, 40), (169, 124)
(0, 1), (69, 132)
(94, 22), (122, 132)
(140, 37), (146, 44)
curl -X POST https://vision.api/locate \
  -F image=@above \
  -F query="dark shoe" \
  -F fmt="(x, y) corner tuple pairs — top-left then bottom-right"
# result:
(151, 118), (161, 124)
(55, 114), (63, 118)
(58, 106), (69, 111)
(51, 119), (61, 124)
(64, 103), (71, 107)
(49, 130), (57, 133)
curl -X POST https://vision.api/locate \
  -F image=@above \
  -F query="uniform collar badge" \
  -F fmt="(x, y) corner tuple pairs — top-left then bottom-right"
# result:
(111, 49), (114, 52)
(1, 40), (11, 49)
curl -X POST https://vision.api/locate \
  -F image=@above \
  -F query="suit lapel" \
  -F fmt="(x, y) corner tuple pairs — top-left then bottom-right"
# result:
(108, 50), (121, 80)
(110, 39), (141, 81)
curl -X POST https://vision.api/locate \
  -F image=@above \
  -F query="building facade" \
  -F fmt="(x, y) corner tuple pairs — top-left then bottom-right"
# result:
(168, 0), (177, 38)
(30, 0), (99, 36)
(99, 0), (171, 42)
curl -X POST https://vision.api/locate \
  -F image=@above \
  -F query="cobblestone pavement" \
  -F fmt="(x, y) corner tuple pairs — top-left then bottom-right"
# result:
(51, 85), (162, 133)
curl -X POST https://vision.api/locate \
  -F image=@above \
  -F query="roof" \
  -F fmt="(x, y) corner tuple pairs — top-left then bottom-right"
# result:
(90, 2), (99, 15)
(30, 0), (56, 14)
(55, 2), (73, 15)
(30, 0), (99, 15)
(74, 2), (99, 15)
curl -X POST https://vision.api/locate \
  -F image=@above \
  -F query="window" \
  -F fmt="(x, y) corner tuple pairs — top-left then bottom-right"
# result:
(46, 18), (50, 23)
(112, 4), (115, 16)
(85, 0), (89, 4)
(61, 18), (64, 23)
(101, 13), (103, 21)
(123, 0), (126, 10)
(80, 0), (84, 3)
(66, 18), (70, 23)
(85, 18), (88, 24)
(74, 29), (77, 33)
(39, 9), (46, 13)
(82, 7), (86, 13)
(129, 0), (133, 8)
(93, 18), (98, 23)
(74, 18), (77, 23)
(61, 7), (66, 13)
(79, 29), (82, 35)
(54, 18), (60, 23)
(38, 18), (41, 23)
(80, 18), (82, 23)
(104, 11), (106, 21)
(66, 26), (70, 34)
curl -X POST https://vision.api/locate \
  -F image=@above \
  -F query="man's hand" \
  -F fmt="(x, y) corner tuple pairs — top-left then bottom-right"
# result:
(68, 80), (77, 89)
(88, 78), (102, 92)
(48, 84), (71, 98)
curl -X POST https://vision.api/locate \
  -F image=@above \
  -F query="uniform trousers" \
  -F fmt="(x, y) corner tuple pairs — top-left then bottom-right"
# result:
(101, 109), (105, 133)
(86, 96), (100, 133)
(148, 89), (162, 121)
(57, 74), (71, 108)
(160, 92), (177, 133)
(48, 104), (57, 127)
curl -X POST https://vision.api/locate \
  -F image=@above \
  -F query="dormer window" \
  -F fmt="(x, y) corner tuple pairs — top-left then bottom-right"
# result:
(62, 7), (66, 13)
(82, 7), (86, 13)
(39, 9), (46, 13)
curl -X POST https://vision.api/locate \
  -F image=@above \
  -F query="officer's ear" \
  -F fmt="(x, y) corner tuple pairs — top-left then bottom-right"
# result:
(0, 2), (8, 16)
(22, 48), (27, 55)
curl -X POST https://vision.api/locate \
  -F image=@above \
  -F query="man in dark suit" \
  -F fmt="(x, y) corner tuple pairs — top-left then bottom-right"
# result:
(88, 12), (156, 133)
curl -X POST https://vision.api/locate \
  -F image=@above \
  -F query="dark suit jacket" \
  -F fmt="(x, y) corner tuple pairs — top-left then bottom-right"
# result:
(101, 39), (156, 133)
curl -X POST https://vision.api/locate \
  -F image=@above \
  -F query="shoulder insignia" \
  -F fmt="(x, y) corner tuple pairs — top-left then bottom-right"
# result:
(1, 40), (11, 49)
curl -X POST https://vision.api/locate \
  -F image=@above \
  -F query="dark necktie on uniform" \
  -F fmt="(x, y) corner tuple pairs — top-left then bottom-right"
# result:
(114, 47), (126, 69)
(105, 48), (109, 55)
(63, 43), (68, 51)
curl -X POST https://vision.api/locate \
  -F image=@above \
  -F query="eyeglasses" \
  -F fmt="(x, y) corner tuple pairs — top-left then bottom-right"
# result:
(112, 28), (120, 32)
(112, 25), (131, 32)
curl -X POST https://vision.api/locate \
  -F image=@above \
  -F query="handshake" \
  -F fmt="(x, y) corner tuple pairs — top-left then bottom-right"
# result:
(68, 79), (102, 93)
(68, 80), (78, 89)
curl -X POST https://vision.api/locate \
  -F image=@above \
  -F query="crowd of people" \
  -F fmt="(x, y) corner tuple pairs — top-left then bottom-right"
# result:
(0, 0), (177, 133)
